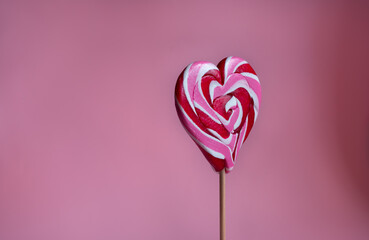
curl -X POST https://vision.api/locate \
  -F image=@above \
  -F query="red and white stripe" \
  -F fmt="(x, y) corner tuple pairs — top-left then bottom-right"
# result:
(175, 56), (261, 172)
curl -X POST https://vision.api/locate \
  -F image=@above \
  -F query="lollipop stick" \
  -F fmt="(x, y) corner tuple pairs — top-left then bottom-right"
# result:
(220, 169), (225, 240)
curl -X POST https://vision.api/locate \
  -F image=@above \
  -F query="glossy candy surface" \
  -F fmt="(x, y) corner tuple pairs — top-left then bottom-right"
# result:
(175, 56), (261, 172)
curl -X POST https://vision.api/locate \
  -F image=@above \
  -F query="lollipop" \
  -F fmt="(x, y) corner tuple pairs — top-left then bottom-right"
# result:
(174, 56), (261, 240)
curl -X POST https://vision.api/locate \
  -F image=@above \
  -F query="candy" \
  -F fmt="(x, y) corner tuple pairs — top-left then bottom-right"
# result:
(175, 56), (261, 172)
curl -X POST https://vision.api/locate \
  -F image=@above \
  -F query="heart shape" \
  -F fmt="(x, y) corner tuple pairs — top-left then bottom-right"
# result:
(175, 56), (261, 172)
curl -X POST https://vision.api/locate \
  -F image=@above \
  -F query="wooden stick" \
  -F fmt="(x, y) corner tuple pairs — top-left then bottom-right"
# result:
(220, 169), (225, 240)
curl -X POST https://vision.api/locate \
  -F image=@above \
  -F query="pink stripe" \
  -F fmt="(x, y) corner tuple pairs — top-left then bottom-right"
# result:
(175, 56), (261, 173)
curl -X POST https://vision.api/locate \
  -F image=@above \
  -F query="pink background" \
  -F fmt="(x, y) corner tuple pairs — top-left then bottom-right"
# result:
(1, 1), (369, 239)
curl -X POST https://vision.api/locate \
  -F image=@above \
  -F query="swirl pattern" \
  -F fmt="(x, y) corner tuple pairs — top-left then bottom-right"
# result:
(175, 56), (261, 172)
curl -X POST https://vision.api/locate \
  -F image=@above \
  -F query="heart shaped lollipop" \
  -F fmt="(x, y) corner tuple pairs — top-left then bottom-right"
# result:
(175, 56), (261, 172)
